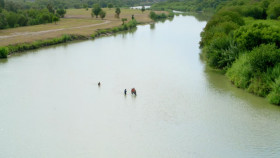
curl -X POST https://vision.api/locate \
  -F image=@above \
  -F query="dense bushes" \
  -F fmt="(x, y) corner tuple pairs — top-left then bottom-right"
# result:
(226, 44), (280, 97)
(234, 23), (280, 50)
(0, 9), (60, 29)
(0, 47), (8, 58)
(199, 0), (280, 105)
(149, 11), (174, 21)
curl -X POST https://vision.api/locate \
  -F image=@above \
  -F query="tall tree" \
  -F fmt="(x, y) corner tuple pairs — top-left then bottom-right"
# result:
(0, 0), (4, 9)
(47, 4), (55, 13)
(108, 3), (113, 9)
(57, 8), (66, 18)
(115, 7), (121, 18)
(92, 4), (101, 18)
(141, 6), (145, 13)
(99, 10), (106, 19)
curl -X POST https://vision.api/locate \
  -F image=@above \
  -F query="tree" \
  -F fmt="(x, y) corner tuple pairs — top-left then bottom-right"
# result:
(115, 7), (121, 18)
(121, 18), (127, 25)
(0, 0), (4, 9)
(53, 16), (59, 24)
(47, 4), (55, 13)
(92, 4), (101, 18)
(0, 13), (7, 29)
(99, 10), (106, 19)
(57, 8), (66, 18)
(141, 6), (145, 13)
(108, 3), (113, 9)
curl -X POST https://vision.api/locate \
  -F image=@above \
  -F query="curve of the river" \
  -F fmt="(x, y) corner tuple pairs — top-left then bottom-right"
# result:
(1, 15), (280, 158)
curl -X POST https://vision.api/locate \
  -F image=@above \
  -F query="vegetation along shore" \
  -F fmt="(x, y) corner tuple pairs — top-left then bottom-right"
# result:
(152, 0), (280, 105)
(0, 0), (172, 57)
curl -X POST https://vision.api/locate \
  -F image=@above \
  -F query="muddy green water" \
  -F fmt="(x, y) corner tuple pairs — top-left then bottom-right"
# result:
(1, 15), (280, 158)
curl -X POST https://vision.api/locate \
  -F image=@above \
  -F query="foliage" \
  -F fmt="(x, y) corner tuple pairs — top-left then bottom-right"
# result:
(234, 23), (280, 50)
(248, 44), (280, 72)
(57, 8), (66, 18)
(99, 10), (106, 19)
(149, 11), (174, 21)
(141, 6), (145, 13)
(267, 1), (280, 19)
(92, 19), (137, 38)
(122, 18), (127, 24)
(115, 7), (121, 18)
(53, 16), (59, 24)
(205, 35), (239, 69)
(0, 47), (8, 58)
(3, 34), (87, 57)
(226, 54), (252, 89)
(92, 4), (101, 18)
(108, 3), (113, 9)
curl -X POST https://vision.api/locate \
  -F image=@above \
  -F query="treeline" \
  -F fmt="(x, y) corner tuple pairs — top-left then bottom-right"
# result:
(151, 0), (228, 12)
(9, 0), (158, 9)
(200, 0), (280, 105)
(0, 0), (66, 29)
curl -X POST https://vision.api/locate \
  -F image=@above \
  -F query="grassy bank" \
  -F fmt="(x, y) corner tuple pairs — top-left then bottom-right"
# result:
(0, 19), (139, 58)
(0, 8), (161, 47)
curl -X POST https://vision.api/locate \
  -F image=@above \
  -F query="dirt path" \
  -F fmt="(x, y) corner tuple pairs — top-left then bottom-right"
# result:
(0, 20), (111, 39)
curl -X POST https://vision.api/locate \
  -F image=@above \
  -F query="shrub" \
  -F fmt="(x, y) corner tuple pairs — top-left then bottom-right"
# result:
(248, 44), (280, 72)
(267, 77), (280, 105)
(226, 54), (252, 88)
(0, 47), (9, 58)
(234, 23), (280, 50)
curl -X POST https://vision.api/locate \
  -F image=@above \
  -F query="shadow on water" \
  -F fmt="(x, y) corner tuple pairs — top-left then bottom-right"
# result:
(204, 66), (280, 110)
(0, 58), (8, 65)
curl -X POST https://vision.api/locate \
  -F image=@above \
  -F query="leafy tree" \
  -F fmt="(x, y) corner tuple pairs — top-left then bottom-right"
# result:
(47, 4), (55, 13)
(57, 8), (66, 18)
(18, 15), (28, 26)
(108, 3), (113, 9)
(141, 6), (145, 13)
(0, 0), (4, 9)
(92, 4), (101, 18)
(234, 23), (280, 50)
(248, 44), (280, 72)
(267, 3), (280, 19)
(7, 13), (18, 28)
(99, 10), (106, 19)
(0, 47), (8, 58)
(0, 13), (7, 29)
(53, 16), (59, 24)
(121, 18), (127, 24)
(115, 7), (121, 18)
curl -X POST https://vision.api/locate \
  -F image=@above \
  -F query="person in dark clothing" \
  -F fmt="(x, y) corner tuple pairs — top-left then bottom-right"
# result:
(124, 89), (127, 95)
(98, 82), (101, 86)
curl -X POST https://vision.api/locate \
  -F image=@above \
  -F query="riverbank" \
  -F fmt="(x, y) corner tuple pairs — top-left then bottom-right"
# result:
(199, 0), (280, 105)
(0, 8), (169, 58)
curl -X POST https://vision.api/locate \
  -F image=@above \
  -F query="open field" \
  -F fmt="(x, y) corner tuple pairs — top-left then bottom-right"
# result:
(0, 8), (159, 46)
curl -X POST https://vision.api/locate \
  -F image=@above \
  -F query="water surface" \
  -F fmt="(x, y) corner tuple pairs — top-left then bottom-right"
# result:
(1, 15), (280, 158)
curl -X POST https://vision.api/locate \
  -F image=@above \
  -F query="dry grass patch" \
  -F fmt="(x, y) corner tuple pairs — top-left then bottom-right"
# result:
(0, 8), (162, 46)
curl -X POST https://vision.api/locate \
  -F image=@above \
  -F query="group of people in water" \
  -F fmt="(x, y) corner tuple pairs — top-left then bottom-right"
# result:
(98, 82), (137, 96)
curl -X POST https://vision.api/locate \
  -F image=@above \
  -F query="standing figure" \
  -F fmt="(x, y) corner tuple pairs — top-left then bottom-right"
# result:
(124, 89), (127, 95)
(98, 82), (101, 86)
(131, 88), (137, 95)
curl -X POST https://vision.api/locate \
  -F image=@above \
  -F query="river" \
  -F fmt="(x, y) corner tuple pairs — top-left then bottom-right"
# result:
(1, 15), (280, 158)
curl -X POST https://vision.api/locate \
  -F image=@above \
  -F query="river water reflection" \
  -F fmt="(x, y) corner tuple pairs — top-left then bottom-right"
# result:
(1, 15), (280, 158)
